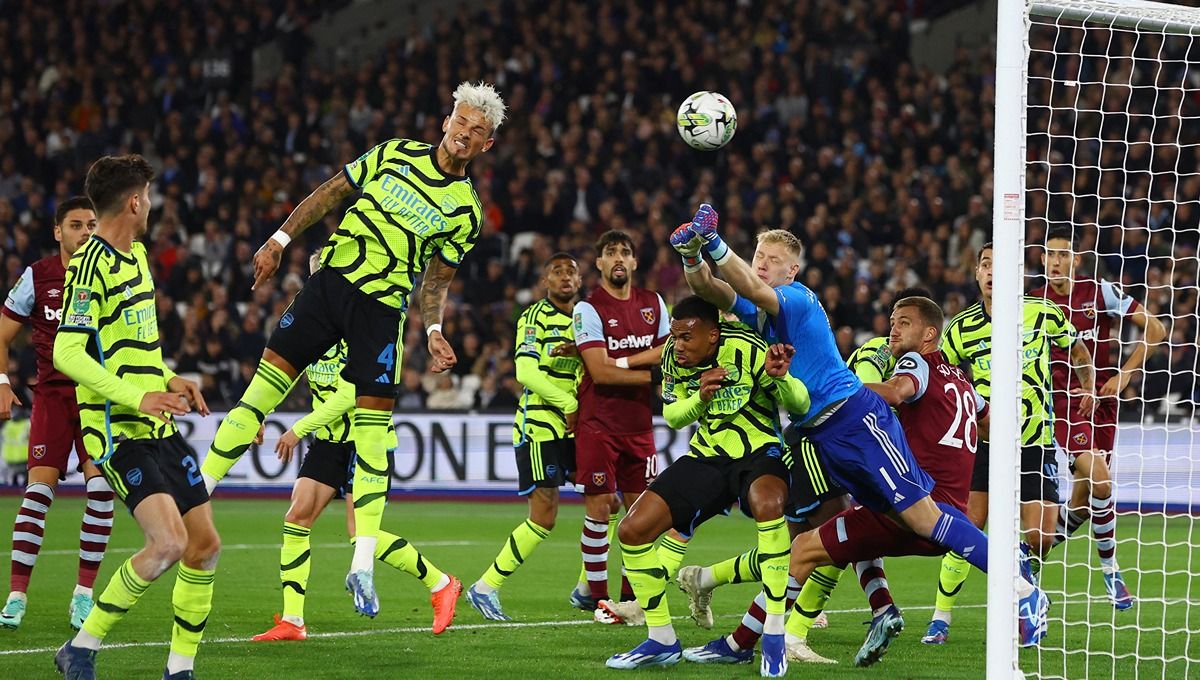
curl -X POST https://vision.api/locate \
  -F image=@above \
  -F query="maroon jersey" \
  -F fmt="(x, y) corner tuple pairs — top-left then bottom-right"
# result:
(892, 349), (988, 510)
(3, 256), (72, 386)
(1029, 277), (1140, 392)
(572, 286), (670, 434)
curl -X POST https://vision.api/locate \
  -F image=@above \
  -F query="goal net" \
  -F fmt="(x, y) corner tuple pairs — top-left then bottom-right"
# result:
(993, 1), (1200, 677)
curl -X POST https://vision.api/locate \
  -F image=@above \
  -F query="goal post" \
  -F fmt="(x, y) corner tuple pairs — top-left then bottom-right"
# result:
(992, 1), (1200, 678)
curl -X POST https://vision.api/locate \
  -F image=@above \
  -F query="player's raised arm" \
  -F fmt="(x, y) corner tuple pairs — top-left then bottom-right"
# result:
(420, 257), (462, 373)
(252, 168), (357, 290)
(671, 221), (737, 310)
(687, 204), (781, 316)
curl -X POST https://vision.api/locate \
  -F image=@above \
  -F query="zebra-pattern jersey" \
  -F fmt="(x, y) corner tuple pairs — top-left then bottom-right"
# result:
(661, 322), (790, 462)
(327, 138), (482, 311)
(846, 335), (894, 384)
(307, 341), (351, 443)
(941, 297), (1075, 446)
(58, 237), (176, 458)
(513, 299), (581, 445)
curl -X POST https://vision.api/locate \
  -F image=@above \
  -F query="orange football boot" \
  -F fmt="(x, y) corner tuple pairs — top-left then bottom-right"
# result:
(252, 614), (307, 641)
(431, 575), (463, 634)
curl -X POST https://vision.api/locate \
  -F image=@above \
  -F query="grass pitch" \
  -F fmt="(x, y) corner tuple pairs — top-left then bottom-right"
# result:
(0, 496), (1193, 678)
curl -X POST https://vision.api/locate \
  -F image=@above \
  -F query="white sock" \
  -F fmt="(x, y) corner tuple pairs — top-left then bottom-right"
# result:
(7, 591), (27, 604)
(73, 629), (102, 651)
(202, 473), (218, 496)
(166, 650), (195, 674)
(1015, 577), (1035, 599)
(725, 634), (743, 652)
(281, 614), (304, 627)
(698, 567), (718, 591)
(472, 580), (495, 595)
(351, 536), (377, 573)
(647, 623), (677, 645)
(785, 632), (805, 646)
(430, 573), (451, 593)
(932, 609), (952, 624)
(73, 585), (93, 598)
(763, 612), (785, 636)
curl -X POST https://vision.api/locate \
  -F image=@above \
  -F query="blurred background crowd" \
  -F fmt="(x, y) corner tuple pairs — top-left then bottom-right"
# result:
(0, 0), (1196, 418)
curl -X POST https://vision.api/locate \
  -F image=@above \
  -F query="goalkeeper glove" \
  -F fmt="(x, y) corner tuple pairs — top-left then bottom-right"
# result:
(691, 203), (730, 264)
(669, 222), (705, 271)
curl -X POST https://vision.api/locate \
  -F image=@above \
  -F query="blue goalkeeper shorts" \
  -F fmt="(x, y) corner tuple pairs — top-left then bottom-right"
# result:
(802, 386), (933, 514)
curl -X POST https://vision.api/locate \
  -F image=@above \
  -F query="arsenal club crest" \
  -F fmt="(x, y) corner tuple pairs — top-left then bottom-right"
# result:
(641, 307), (655, 324)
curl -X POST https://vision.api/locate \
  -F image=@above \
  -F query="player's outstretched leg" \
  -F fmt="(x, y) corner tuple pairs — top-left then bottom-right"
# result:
(374, 530), (459, 633)
(72, 475), (114, 631)
(3, 480), (55, 629)
(677, 547), (759, 629)
(200, 360), (296, 492)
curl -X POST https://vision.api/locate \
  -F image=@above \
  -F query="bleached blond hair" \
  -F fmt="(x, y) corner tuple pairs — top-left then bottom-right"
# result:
(453, 81), (507, 132)
(756, 228), (804, 262)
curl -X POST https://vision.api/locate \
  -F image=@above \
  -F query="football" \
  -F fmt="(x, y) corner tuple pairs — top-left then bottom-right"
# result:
(676, 91), (738, 150)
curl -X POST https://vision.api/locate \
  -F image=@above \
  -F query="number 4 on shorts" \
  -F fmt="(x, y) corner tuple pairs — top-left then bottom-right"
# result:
(375, 343), (396, 384)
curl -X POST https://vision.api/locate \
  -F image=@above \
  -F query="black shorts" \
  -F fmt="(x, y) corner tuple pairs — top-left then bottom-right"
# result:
(971, 441), (1059, 503)
(100, 433), (208, 515)
(516, 438), (576, 494)
(648, 448), (790, 539)
(299, 439), (356, 496)
(267, 268), (404, 399)
(298, 438), (395, 498)
(784, 426), (848, 521)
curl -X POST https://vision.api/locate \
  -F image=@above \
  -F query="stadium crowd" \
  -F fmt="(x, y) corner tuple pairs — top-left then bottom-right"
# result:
(0, 0), (1196, 417)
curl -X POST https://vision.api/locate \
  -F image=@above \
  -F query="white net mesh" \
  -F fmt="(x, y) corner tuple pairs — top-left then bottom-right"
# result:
(1022, 1), (1200, 677)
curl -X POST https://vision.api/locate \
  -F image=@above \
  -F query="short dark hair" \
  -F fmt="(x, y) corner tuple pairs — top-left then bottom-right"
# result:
(977, 242), (993, 263)
(85, 155), (155, 216)
(894, 286), (933, 301)
(1045, 224), (1077, 248)
(671, 295), (718, 327)
(55, 196), (94, 226)
(894, 296), (945, 335)
(544, 251), (577, 269)
(596, 230), (635, 257)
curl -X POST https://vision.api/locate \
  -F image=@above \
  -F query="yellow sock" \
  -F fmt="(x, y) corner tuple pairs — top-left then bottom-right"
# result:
(280, 522), (310, 621)
(481, 520), (550, 590)
(171, 565), (216, 660)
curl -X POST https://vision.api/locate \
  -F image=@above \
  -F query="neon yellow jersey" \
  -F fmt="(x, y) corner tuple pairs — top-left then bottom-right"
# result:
(326, 139), (482, 310)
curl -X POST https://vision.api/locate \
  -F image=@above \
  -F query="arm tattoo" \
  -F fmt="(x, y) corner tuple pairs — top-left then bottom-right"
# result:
(419, 258), (457, 326)
(280, 172), (354, 238)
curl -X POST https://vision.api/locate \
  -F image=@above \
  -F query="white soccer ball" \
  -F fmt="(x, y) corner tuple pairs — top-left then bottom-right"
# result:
(676, 91), (738, 151)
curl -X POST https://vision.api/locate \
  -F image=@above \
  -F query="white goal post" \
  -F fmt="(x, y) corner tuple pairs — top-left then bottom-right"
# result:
(992, 1), (1200, 678)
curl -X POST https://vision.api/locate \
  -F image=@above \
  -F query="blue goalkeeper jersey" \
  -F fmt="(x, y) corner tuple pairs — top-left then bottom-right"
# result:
(729, 281), (860, 420)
